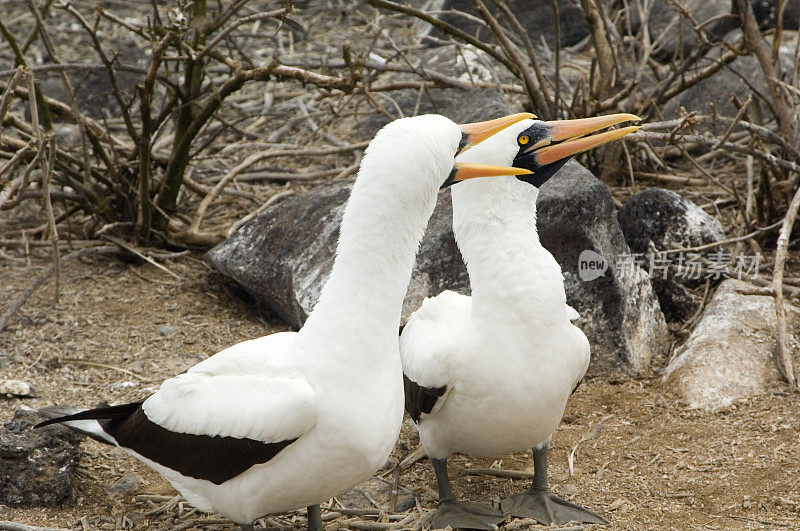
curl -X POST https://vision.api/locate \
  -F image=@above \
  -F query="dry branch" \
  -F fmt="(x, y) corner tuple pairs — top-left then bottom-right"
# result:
(771, 183), (800, 389)
(189, 142), (366, 235)
(628, 131), (800, 174)
(365, 0), (518, 75)
(735, 0), (795, 141)
(462, 467), (534, 480)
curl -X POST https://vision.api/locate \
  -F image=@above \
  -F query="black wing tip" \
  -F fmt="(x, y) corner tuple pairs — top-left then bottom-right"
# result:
(33, 401), (144, 429)
(33, 417), (62, 429)
(403, 374), (446, 423)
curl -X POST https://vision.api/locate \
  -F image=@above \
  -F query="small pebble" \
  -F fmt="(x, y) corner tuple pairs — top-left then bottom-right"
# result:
(108, 472), (143, 497)
(558, 482), (579, 497)
(158, 325), (177, 338)
(0, 351), (14, 369)
(395, 494), (416, 513)
(0, 379), (35, 397)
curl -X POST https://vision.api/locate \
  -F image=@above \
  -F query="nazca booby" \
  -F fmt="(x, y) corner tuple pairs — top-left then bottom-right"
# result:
(37, 113), (536, 530)
(401, 114), (640, 528)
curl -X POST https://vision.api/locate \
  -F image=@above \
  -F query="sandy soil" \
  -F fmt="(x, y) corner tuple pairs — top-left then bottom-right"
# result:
(1, 255), (799, 530)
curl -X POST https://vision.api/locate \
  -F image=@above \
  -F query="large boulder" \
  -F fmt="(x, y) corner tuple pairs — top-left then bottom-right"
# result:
(36, 35), (145, 120)
(662, 279), (800, 409)
(618, 187), (726, 321)
(207, 178), (351, 328)
(622, 0), (736, 62)
(619, 0), (796, 67)
(538, 163), (667, 375)
(424, 0), (590, 49)
(662, 48), (759, 121)
(0, 408), (84, 506)
(205, 178), (466, 329)
(660, 31), (796, 125)
(753, 0), (800, 30)
(618, 188), (726, 254)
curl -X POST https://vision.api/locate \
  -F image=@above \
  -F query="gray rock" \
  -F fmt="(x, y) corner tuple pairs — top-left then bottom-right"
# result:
(158, 325), (178, 338)
(36, 36), (145, 120)
(0, 379), (36, 397)
(618, 188), (725, 321)
(661, 279), (800, 409)
(661, 34), (797, 125)
(427, 0), (590, 49)
(651, 276), (700, 322)
(662, 48), (755, 122)
(618, 188), (725, 255)
(625, 0), (736, 62)
(755, 0), (800, 30)
(0, 408), (84, 506)
(207, 178), (351, 328)
(622, 0), (794, 63)
(784, 0), (800, 29)
(206, 178), (462, 328)
(537, 162), (667, 375)
(108, 472), (143, 498)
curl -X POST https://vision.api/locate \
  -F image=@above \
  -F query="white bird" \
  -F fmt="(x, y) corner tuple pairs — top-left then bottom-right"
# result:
(401, 114), (640, 529)
(36, 113), (535, 531)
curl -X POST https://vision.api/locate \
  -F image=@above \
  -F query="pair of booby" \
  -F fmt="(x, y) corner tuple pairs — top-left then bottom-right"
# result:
(36, 113), (539, 530)
(401, 114), (640, 528)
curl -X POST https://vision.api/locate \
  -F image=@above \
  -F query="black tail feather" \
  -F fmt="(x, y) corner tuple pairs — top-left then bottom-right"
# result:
(35, 401), (143, 429)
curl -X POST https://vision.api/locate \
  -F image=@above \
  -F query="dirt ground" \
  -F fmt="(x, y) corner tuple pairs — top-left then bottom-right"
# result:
(1, 255), (799, 530)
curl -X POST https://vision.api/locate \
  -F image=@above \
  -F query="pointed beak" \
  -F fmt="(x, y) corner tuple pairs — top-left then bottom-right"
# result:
(441, 163), (532, 188)
(525, 113), (641, 165)
(458, 112), (536, 154)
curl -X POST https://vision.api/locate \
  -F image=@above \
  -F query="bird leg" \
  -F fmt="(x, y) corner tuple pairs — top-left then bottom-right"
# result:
(500, 442), (609, 526)
(307, 504), (322, 531)
(430, 457), (505, 530)
(240, 524), (255, 531)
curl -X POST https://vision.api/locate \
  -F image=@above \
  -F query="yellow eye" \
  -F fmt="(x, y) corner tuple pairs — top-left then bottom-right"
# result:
(518, 135), (530, 145)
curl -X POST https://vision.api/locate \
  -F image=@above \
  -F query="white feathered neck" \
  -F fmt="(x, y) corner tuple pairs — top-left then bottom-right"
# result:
(452, 121), (569, 326)
(301, 115), (460, 344)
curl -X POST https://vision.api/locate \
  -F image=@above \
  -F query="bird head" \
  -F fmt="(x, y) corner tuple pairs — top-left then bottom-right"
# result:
(439, 112), (540, 188)
(511, 114), (641, 187)
(356, 113), (535, 200)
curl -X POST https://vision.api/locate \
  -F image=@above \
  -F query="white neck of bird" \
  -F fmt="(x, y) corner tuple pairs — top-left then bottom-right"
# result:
(301, 173), (439, 344)
(451, 177), (568, 324)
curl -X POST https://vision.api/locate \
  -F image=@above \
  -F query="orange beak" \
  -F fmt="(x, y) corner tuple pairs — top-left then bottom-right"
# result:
(458, 112), (536, 154)
(527, 113), (641, 165)
(442, 163), (532, 188)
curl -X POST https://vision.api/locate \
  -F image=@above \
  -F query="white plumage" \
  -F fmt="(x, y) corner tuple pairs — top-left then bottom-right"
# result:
(41, 116), (455, 524)
(40, 113), (536, 529)
(143, 336), (315, 443)
(400, 118), (613, 528)
(401, 119), (590, 458)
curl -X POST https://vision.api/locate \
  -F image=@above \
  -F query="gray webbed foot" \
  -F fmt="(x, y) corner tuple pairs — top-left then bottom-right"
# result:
(501, 489), (608, 526)
(432, 499), (505, 530)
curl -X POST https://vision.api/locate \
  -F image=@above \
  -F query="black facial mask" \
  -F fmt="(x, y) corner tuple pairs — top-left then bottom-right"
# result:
(511, 122), (570, 188)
